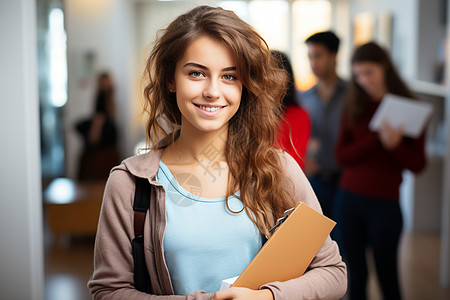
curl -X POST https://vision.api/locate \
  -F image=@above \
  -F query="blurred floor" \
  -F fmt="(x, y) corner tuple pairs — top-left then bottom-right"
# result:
(365, 231), (450, 300)
(44, 231), (450, 300)
(45, 235), (94, 300)
(399, 232), (450, 300)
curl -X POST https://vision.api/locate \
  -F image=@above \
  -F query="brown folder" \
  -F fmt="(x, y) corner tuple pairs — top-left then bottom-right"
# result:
(231, 202), (336, 289)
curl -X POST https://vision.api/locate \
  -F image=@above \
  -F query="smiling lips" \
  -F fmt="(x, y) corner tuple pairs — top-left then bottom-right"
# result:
(194, 103), (225, 115)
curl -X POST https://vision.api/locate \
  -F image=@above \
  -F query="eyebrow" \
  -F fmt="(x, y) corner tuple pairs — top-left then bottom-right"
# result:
(183, 62), (236, 72)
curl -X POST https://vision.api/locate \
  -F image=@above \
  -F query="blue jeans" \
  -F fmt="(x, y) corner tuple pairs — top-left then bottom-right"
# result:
(334, 189), (403, 300)
(308, 173), (340, 219)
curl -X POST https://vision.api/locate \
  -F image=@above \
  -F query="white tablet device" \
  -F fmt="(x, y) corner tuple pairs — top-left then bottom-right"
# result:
(369, 93), (433, 138)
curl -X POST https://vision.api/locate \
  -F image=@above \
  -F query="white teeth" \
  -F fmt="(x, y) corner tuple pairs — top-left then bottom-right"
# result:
(199, 105), (221, 112)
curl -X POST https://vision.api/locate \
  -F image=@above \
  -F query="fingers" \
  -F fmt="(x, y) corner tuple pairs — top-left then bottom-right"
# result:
(381, 119), (404, 135)
(214, 289), (233, 300)
(379, 129), (402, 150)
(213, 287), (250, 300)
(381, 119), (391, 130)
(379, 120), (404, 150)
(396, 125), (405, 135)
(214, 287), (274, 300)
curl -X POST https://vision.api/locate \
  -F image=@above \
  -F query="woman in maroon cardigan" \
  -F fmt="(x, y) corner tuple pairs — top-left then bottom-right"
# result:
(334, 42), (426, 300)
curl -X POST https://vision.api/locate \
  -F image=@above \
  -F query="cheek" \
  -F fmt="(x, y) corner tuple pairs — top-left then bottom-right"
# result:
(312, 58), (322, 67)
(223, 84), (243, 104)
(356, 75), (373, 90)
(309, 58), (318, 67)
(176, 79), (202, 101)
(354, 74), (365, 86)
(360, 74), (379, 89)
(327, 57), (336, 67)
(375, 72), (385, 87)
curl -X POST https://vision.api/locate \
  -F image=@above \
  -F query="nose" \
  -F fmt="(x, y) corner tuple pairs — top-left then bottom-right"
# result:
(355, 73), (367, 86)
(203, 79), (220, 100)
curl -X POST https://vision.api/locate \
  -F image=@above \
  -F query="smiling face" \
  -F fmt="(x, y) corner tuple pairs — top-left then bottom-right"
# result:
(170, 35), (243, 134)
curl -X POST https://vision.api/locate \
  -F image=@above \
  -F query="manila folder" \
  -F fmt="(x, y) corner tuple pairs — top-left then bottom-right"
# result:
(232, 202), (336, 290)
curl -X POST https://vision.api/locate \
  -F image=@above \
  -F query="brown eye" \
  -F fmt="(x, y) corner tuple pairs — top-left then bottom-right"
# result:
(189, 71), (204, 78)
(223, 74), (237, 81)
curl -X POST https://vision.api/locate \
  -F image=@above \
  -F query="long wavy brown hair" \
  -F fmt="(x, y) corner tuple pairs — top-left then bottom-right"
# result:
(344, 42), (415, 123)
(141, 5), (293, 236)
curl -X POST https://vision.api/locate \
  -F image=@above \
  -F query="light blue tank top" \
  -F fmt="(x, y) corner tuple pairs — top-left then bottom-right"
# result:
(158, 160), (262, 295)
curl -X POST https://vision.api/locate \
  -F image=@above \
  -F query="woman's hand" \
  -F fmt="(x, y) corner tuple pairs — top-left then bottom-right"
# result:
(378, 120), (404, 150)
(213, 287), (274, 300)
(88, 113), (106, 146)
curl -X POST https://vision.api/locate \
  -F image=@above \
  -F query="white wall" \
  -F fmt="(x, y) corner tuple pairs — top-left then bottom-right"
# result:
(417, 0), (447, 83)
(65, 0), (138, 178)
(0, 0), (44, 299)
(343, 0), (419, 80)
(135, 0), (223, 71)
(136, 0), (204, 53)
(330, 0), (351, 79)
(441, 85), (450, 286)
(440, 0), (450, 287)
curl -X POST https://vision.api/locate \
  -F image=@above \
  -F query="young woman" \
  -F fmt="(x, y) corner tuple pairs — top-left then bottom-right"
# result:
(88, 6), (346, 300)
(334, 42), (427, 300)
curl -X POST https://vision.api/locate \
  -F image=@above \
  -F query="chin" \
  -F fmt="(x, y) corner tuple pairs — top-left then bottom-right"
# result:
(197, 126), (224, 133)
(195, 122), (227, 133)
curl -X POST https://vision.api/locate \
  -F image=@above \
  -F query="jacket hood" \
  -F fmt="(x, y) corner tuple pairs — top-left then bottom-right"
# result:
(114, 149), (163, 180)
(114, 132), (178, 179)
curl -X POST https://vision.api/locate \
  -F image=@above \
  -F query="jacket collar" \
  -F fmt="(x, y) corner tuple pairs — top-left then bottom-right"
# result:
(118, 131), (181, 180)
(120, 149), (163, 180)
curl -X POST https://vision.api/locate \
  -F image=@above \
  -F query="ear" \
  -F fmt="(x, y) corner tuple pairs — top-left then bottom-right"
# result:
(330, 52), (337, 62)
(167, 81), (175, 93)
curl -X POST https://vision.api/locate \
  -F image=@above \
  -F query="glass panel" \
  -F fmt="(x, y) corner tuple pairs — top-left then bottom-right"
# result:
(37, 0), (67, 180)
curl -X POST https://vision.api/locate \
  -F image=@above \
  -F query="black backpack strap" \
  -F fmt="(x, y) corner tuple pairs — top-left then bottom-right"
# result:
(132, 176), (152, 294)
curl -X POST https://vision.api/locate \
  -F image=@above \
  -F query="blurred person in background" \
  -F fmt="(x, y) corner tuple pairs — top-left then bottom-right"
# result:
(300, 31), (347, 218)
(272, 50), (310, 169)
(334, 42), (427, 300)
(75, 71), (119, 180)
